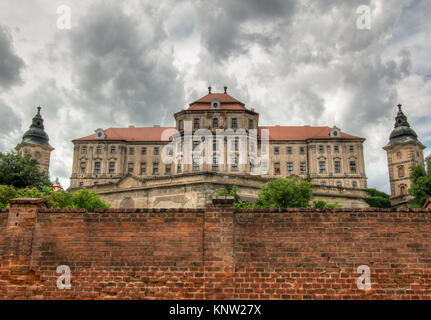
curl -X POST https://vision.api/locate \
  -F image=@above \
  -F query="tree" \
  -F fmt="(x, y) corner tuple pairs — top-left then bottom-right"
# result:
(256, 177), (312, 209)
(364, 188), (391, 208)
(313, 200), (339, 209)
(71, 189), (110, 212)
(0, 185), (109, 211)
(0, 151), (51, 189)
(409, 162), (431, 208)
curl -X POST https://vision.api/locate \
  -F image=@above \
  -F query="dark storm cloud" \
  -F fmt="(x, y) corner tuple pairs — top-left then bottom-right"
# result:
(0, 25), (25, 90)
(0, 100), (21, 152)
(194, 0), (297, 62)
(67, 2), (185, 127)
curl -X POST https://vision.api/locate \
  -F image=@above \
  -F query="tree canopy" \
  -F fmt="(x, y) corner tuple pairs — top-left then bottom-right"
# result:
(217, 177), (338, 209)
(364, 188), (391, 208)
(409, 162), (431, 208)
(0, 151), (51, 189)
(0, 185), (110, 211)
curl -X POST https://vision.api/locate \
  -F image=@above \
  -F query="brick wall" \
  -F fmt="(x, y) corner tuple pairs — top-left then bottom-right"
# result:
(1, 198), (431, 299)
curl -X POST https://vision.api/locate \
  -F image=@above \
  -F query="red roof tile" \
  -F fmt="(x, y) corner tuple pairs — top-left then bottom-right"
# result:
(74, 127), (175, 142)
(188, 93), (246, 111)
(74, 126), (363, 142)
(258, 126), (363, 140)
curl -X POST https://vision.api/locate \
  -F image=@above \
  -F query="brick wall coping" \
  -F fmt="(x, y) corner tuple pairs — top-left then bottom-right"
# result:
(38, 208), (206, 214)
(235, 207), (431, 213)
(0, 209), (8, 213)
(9, 198), (47, 205)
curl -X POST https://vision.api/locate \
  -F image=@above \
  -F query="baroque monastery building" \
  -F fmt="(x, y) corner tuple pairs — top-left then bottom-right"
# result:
(69, 89), (369, 208)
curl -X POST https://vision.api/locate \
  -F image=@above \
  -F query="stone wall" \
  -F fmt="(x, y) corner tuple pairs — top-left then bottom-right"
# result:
(2, 198), (431, 300)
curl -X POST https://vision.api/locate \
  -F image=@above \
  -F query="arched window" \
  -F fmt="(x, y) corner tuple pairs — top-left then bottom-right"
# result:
(400, 185), (407, 195)
(396, 151), (402, 160)
(213, 118), (218, 128)
(398, 165), (405, 178)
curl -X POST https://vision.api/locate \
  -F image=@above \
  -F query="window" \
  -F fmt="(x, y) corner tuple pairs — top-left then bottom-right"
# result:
(286, 147), (292, 154)
(80, 163), (86, 174)
(213, 118), (218, 128)
(212, 157), (219, 171)
(249, 119), (254, 129)
(274, 162), (281, 175)
(94, 162), (101, 175)
(231, 118), (237, 129)
(165, 164), (171, 175)
(82, 146), (87, 154)
(319, 145), (324, 153)
(128, 163), (134, 174)
(193, 141), (200, 151)
(234, 139), (239, 151)
(129, 147), (135, 155)
(96, 146), (102, 154)
(396, 151), (401, 159)
(79, 182), (84, 187)
(321, 181), (327, 186)
(400, 185), (407, 195)
(350, 145), (354, 153)
(319, 161), (326, 173)
(193, 158), (200, 171)
(300, 146), (305, 155)
(352, 181), (358, 188)
(287, 162), (294, 174)
(336, 181), (342, 187)
(141, 147), (147, 155)
(398, 166), (405, 178)
(111, 146), (116, 154)
(274, 147), (280, 155)
(213, 140), (217, 151)
(334, 160), (341, 174)
(194, 118), (200, 129)
(300, 162), (306, 175)
(177, 160), (182, 173)
(334, 145), (339, 153)
(349, 160), (357, 173)
(140, 163), (146, 175)
(231, 157), (238, 171)
(250, 161), (254, 172)
(153, 163), (159, 175)
(154, 147), (159, 155)
(109, 162), (115, 174)
(179, 120), (183, 130)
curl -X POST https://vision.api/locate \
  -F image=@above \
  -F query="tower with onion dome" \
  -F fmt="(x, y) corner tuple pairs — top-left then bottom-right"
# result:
(15, 107), (54, 176)
(383, 104), (426, 208)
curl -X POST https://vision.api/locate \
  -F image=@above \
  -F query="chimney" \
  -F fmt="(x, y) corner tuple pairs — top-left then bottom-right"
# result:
(208, 86), (212, 94)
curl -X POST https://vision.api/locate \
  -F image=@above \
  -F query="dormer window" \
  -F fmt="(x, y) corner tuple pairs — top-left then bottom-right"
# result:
(330, 126), (341, 138)
(95, 128), (105, 139)
(210, 99), (221, 109)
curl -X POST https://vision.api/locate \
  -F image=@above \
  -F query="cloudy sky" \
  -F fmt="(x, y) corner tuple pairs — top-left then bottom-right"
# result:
(0, 0), (430, 192)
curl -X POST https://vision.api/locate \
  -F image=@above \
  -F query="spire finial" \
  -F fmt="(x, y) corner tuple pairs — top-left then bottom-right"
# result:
(224, 86), (227, 94)
(37, 106), (41, 114)
(208, 86), (212, 94)
(397, 104), (402, 112)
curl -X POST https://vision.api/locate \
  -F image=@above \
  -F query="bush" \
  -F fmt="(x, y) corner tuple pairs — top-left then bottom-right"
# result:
(364, 188), (391, 208)
(313, 200), (339, 209)
(0, 185), (109, 211)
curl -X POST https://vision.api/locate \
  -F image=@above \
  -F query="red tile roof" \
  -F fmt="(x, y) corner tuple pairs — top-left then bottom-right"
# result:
(259, 126), (363, 140)
(188, 93), (246, 111)
(74, 127), (175, 142)
(74, 126), (363, 142)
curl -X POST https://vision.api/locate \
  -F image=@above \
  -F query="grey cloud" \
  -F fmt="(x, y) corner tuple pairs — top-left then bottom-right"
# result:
(67, 2), (185, 127)
(0, 25), (25, 90)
